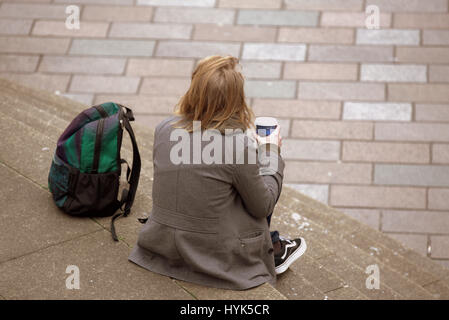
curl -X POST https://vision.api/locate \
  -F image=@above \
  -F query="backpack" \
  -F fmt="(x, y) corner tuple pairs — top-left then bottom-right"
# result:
(48, 102), (141, 241)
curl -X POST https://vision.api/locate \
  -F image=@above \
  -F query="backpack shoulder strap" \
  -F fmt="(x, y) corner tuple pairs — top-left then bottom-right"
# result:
(121, 108), (141, 214)
(111, 107), (141, 241)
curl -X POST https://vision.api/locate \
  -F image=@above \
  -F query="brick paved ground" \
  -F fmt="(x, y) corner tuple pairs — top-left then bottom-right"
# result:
(0, 0), (448, 268)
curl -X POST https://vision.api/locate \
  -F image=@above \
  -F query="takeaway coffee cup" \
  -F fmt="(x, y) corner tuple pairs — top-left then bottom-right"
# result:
(255, 117), (278, 137)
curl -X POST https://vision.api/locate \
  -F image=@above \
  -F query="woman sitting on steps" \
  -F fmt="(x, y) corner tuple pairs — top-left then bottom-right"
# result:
(129, 55), (306, 290)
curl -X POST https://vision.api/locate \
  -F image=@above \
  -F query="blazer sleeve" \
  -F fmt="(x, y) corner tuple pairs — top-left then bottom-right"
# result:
(232, 142), (285, 219)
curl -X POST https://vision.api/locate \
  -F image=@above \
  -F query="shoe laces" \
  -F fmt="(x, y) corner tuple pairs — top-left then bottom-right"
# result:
(279, 235), (292, 244)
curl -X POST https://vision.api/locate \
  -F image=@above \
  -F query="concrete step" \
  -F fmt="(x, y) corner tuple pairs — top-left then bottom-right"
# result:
(275, 268), (327, 300)
(0, 105), (156, 216)
(281, 187), (446, 284)
(271, 210), (402, 299)
(0, 80), (286, 300)
(0, 99), (160, 246)
(0, 81), (347, 300)
(278, 187), (449, 299)
(0, 102), (156, 195)
(273, 200), (438, 299)
(0, 84), (155, 164)
(0, 105), (351, 300)
(278, 253), (371, 300)
(0, 112), (286, 300)
(0, 162), (194, 299)
(1, 78), (448, 300)
(0, 108), (425, 300)
(0, 99), (351, 300)
(174, 281), (287, 300)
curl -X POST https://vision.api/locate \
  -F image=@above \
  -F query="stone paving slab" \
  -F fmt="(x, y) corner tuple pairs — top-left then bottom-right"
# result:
(312, 233), (435, 299)
(94, 193), (153, 247)
(272, 195), (440, 299)
(0, 113), (63, 187)
(344, 230), (437, 286)
(325, 286), (369, 300)
(316, 254), (400, 300)
(0, 230), (192, 300)
(175, 281), (286, 300)
(0, 80), (80, 124)
(275, 269), (326, 300)
(422, 281), (449, 300)
(272, 226), (385, 300)
(289, 254), (346, 294)
(0, 163), (101, 263)
(403, 249), (449, 281)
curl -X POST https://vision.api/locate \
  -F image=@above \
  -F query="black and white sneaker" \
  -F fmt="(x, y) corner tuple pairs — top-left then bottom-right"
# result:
(274, 237), (307, 275)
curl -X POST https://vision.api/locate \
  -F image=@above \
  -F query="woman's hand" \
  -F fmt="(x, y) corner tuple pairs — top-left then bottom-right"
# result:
(253, 125), (282, 148)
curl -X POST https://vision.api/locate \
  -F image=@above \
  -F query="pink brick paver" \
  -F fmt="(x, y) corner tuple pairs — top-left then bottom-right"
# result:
(0, 0), (448, 268)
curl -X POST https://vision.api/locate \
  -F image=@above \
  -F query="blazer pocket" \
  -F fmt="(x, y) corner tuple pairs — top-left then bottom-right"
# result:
(238, 230), (265, 258)
(239, 230), (264, 244)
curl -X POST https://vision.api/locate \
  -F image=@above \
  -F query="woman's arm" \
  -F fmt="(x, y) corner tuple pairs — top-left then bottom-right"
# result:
(232, 142), (285, 219)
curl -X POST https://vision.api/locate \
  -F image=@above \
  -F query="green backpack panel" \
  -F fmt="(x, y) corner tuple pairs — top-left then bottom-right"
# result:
(48, 102), (141, 241)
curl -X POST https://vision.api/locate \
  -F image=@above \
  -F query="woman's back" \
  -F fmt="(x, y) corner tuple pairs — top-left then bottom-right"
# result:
(129, 114), (284, 289)
(128, 55), (304, 290)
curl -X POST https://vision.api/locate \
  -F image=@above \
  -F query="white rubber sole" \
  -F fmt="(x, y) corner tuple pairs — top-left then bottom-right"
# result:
(275, 237), (307, 275)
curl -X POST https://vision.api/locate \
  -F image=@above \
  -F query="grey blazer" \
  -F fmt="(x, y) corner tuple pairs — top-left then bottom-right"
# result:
(128, 116), (285, 290)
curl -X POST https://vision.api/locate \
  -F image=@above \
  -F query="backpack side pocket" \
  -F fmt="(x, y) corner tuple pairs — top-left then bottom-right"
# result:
(48, 154), (71, 208)
(63, 170), (121, 217)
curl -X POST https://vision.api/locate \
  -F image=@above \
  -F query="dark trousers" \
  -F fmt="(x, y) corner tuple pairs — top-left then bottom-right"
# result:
(267, 214), (280, 244)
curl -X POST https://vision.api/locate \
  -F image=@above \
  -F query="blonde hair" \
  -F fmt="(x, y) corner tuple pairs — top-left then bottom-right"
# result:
(174, 55), (254, 132)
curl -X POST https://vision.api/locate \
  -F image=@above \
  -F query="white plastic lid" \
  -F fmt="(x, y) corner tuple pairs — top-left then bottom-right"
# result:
(254, 117), (278, 127)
